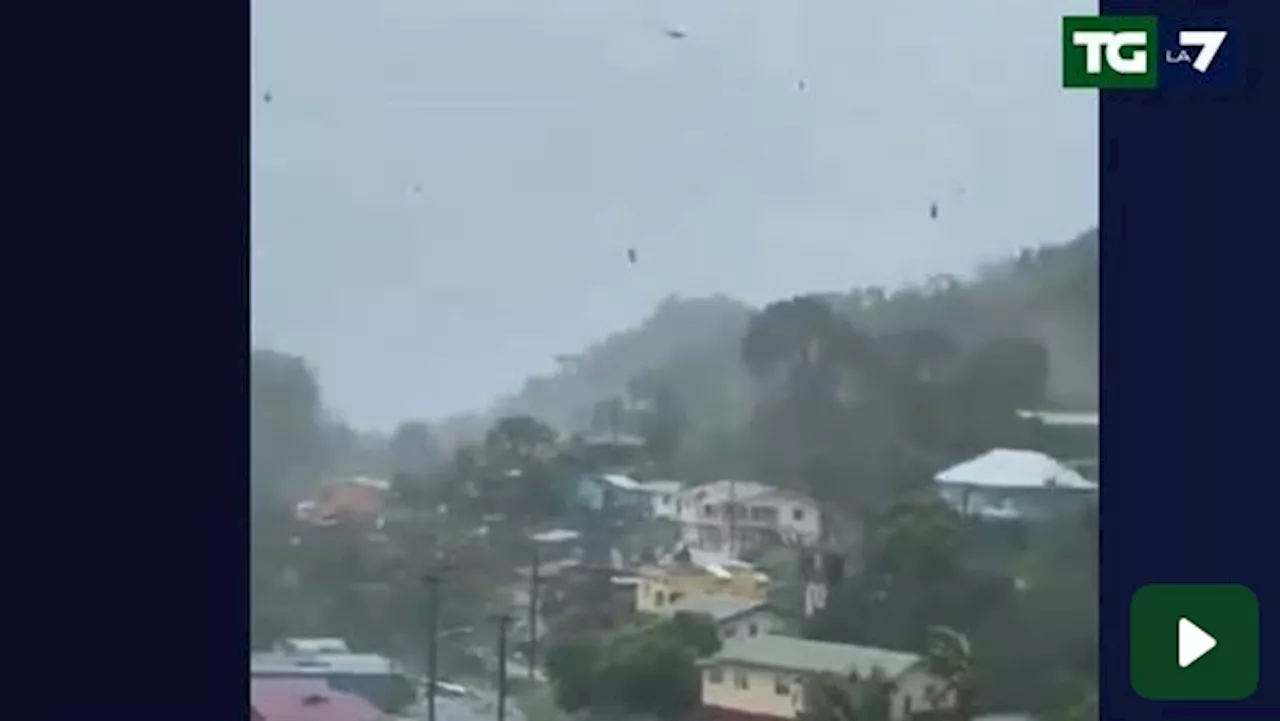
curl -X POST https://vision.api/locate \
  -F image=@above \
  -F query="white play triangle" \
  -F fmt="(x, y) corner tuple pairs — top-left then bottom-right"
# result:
(1179, 617), (1217, 668)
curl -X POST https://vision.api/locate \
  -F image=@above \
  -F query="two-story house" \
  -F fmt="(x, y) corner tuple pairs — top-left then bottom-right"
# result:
(698, 635), (957, 721)
(676, 480), (822, 556)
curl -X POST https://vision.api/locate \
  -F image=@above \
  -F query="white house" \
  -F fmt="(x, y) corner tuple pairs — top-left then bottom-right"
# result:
(664, 597), (797, 641)
(934, 448), (1098, 521)
(675, 480), (821, 556)
(636, 480), (684, 520)
(697, 635), (956, 721)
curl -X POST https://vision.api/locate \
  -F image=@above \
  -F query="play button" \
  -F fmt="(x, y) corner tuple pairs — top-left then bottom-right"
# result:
(1178, 617), (1216, 668)
(1131, 584), (1259, 701)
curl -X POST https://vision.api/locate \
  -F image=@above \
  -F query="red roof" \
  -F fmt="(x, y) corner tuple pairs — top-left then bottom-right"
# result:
(251, 679), (383, 721)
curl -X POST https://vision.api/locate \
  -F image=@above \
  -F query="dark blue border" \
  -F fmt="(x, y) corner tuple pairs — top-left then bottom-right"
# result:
(1101, 0), (1279, 718)
(12, 0), (248, 716)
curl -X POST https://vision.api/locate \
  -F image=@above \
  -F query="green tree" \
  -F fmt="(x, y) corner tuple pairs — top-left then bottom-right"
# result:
(250, 350), (325, 509)
(801, 668), (897, 721)
(389, 420), (440, 478)
(485, 415), (559, 465)
(545, 615), (718, 716)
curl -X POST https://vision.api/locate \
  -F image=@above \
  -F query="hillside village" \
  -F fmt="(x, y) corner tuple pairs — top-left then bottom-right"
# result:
(251, 231), (1099, 721)
(254, 414), (1097, 721)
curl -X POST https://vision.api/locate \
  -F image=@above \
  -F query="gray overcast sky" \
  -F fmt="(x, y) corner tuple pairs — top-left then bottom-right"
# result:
(250, 0), (1098, 430)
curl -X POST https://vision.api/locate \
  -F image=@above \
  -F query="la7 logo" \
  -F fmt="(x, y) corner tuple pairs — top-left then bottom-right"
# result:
(1177, 30), (1228, 73)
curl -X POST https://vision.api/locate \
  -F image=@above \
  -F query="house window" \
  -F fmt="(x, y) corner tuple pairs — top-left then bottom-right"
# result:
(903, 695), (913, 718)
(654, 590), (666, 606)
(748, 622), (759, 636)
(703, 504), (715, 517)
(669, 592), (684, 604)
(774, 675), (791, 695)
(792, 508), (805, 521)
(676, 500), (683, 514)
(707, 668), (724, 684)
(733, 670), (749, 690)
(722, 626), (736, 638)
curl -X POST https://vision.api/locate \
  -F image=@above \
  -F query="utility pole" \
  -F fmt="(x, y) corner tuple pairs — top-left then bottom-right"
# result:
(493, 614), (513, 721)
(527, 543), (540, 681)
(422, 572), (441, 721)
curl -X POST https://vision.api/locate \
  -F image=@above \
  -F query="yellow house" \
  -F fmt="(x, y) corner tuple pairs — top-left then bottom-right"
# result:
(634, 561), (769, 614)
(698, 635), (956, 721)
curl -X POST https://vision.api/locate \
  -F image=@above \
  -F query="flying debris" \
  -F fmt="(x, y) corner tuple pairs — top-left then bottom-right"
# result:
(664, 27), (688, 39)
(929, 202), (939, 220)
(627, 249), (638, 264)
(263, 91), (273, 103)
(797, 80), (807, 92)
(413, 184), (423, 194)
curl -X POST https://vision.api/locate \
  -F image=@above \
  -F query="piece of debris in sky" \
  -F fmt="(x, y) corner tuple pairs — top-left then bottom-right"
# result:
(930, 202), (939, 219)
(664, 27), (688, 39)
(263, 91), (273, 103)
(413, 184), (422, 193)
(797, 80), (807, 91)
(627, 249), (638, 264)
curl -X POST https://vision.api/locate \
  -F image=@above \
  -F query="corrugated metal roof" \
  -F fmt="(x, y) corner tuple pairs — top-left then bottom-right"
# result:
(275, 638), (351, 654)
(666, 596), (765, 622)
(599, 474), (643, 491)
(1016, 410), (1099, 428)
(701, 635), (922, 679)
(251, 653), (398, 675)
(637, 480), (684, 495)
(934, 449), (1098, 491)
(530, 529), (580, 543)
(682, 480), (776, 504)
(251, 679), (383, 721)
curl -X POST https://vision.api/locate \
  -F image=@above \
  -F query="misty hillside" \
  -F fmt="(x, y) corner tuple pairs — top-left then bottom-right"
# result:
(482, 227), (1098, 438)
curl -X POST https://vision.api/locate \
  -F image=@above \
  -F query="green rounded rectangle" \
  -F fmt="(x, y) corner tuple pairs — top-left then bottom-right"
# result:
(1130, 583), (1259, 701)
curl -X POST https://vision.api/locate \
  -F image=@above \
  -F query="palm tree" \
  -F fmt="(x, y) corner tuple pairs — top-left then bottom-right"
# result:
(924, 626), (976, 720)
(800, 668), (896, 721)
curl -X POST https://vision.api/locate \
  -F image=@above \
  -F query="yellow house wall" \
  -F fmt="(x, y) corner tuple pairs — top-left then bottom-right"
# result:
(635, 571), (768, 614)
(702, 664), (803, 719)
(700, 663), (955, 721)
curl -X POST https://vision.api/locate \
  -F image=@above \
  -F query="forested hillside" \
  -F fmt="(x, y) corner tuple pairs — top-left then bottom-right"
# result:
(489, 227), (1097, 440)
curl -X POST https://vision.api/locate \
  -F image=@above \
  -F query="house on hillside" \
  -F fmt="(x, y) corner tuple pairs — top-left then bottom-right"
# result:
(250, 652), (416, 713)
(934, 448), (1098, 521)
(636, 480), (684, 520)
(570, 473), (650, 517)
(273, 638), (351, 655)
(252, 679), (384, 721)
(1016, 409), (1099, 480)
(665, 597), (797, 641)
(676, 480), (822, 555)
(698, 635), (956, 721)
(635, 551), (769, 614)
(295, 477), (389, 528)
